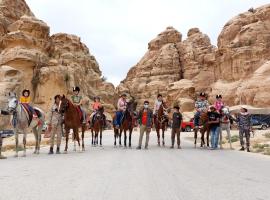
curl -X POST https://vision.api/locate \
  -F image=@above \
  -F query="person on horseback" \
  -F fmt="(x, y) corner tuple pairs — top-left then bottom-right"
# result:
(47, 95), (63, 154)
(19, 89), (37, 118)
(154, 94), (165, 115)
(71, 86), (86, 124)
(194, 92), (209, 129)
(214, 94), (225, 113)
(170, 105), (183, 149)
(115, 93), (127, 129)
(136, 100), (154, 150)
(90, 96), (106, 128)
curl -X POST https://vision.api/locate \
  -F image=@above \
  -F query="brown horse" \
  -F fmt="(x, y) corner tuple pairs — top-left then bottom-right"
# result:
(59, 95), (86, 152)
(91, 107), (105, 146)
(113, 98), (137, 147)
(194, 112), (210, 148)
(154, 102), (169, 146)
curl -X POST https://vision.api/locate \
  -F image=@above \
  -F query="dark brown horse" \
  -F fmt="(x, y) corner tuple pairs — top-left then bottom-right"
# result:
(59, 95), (86, 152)
(154, 102), (169, 146)
(194, 112), (210, 148)
(91, 107), (105, 146)
(113, 98), (137, 147)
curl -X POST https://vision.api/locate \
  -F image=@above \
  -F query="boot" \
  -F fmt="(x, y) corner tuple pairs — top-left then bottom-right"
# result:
(56, 147), (60, 154)
(239, 146), (245, 151)
(247, 147), (250, 152)
(48, 147), (54, 154)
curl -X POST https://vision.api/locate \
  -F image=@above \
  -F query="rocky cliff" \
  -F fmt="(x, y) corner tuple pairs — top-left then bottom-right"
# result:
(0, 0), (115, 127)
(118, 4), (270, 111)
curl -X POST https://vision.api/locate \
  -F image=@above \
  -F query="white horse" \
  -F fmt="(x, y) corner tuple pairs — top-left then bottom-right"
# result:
(7, 93), (45, 157)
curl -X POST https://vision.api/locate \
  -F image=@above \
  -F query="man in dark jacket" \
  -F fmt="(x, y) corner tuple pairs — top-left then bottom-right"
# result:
(170, 105), (183, 149)
(136, 101), (153, 150)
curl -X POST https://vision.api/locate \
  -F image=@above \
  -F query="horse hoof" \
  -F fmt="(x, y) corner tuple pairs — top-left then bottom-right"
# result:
(33, 151), (37, 154)
(63, 151), (67, 154)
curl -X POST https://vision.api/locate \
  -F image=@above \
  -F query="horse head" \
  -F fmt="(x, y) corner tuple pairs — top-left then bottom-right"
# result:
(59, 95), (70, 114)
(7, 95), (18, 113)
(221, 106), (230, 115)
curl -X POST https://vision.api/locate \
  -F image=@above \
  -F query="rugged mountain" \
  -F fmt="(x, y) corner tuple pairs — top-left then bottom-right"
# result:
(118, 4), (270, 111)
(0, 0), (115, 128)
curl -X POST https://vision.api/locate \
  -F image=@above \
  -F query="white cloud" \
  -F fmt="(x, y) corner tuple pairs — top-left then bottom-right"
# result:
(26, 0), (270, 86)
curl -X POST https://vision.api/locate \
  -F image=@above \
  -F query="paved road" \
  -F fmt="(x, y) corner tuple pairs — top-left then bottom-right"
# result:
(0, 130), (270, 200)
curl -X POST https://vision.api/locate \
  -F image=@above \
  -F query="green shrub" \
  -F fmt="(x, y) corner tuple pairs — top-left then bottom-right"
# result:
(228, 135), (239, 143)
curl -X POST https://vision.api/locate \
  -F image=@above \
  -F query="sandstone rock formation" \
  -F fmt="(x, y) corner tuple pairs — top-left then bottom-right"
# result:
(0, 0), (115, 124)
(118, 4), (270, 113)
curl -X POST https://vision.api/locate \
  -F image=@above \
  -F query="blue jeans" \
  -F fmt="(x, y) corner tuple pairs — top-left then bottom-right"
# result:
(211, 126), (220, 148)
(194, 111), (200, 126)
(114, 111), (123, 126)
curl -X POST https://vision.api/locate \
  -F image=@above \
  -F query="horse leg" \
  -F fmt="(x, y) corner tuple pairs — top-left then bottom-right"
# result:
(114, 129), (117, 146)
(157, 128), (160, 146)
(119, 129), (122, 146)
(194, 128), (198, 148)
(100, 129), (102, 146)
(23, 131), (27, 157)
(124, 130), (127, 147)
(162, 128), (165, 146)
(129, 129), (132, 148)
(200, 129), (205, 148)
(33, 127), (38, 154)
(14, 130), (19, 157)
(91, 129), (94, 145)
(64, 128), (69, 153)
(82, 126), (85, 151)
(75, 129), (81, 151)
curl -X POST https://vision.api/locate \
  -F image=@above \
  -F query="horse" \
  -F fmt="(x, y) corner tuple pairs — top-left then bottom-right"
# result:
(154, 102), (169, 146)
(59, 95), (86, 152)
(7, 92), (45, 157)
(113, 98), (137, 147)
(194, 112), (210, 148)
(91, 107), (105, 146)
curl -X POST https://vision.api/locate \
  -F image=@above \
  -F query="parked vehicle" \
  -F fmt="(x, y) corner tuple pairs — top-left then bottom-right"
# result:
(0, 130), (14, 138)
(181, 119), (194, 132)
(251, 115), (270, 130)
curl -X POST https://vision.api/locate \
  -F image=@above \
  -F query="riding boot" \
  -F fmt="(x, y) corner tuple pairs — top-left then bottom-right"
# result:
(239, 146), (245, 151)
(48, 147), (54, 154)
(247, 147), (250, 152)
(56, 147), (60, 154)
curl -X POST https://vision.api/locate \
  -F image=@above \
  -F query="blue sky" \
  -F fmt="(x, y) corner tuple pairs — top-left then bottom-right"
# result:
(26, 0), (270, 86)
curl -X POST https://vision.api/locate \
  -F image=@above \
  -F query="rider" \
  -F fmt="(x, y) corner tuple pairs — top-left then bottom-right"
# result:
(71, 86), (86, 124)
(90, 96), (106, 128)
(153, 94), (164, 115)
(194, 92), (209, 129)
(19, 89), (37, 118)
(214, 94), (224, 113)
(115, 93), (127, 129)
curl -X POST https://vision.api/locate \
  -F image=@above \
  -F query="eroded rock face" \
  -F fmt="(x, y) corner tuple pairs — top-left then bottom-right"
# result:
(0, 0), (116, 118)
(118, 4), (270, 111)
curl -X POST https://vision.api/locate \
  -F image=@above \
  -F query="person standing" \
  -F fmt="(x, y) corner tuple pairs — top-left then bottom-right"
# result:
(194, 92), (209, 129)
(48, 95), (63, 154)
(136, 101), (153, 150)
(220, 107), (233, 149)
(235, 107), (252, 152)
(170, 105), (183, 149)
(115, 93), (127, 129)
(208, 106), (221, 150)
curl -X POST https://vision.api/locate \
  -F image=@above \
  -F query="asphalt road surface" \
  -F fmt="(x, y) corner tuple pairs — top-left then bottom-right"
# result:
(0, 130), (270, 200)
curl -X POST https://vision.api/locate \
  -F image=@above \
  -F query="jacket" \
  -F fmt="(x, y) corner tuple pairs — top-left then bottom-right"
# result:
(138, 108), (153, 128)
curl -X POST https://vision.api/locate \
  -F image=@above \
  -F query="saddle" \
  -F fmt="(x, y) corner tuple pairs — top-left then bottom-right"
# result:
(21, 103), (40, 126)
